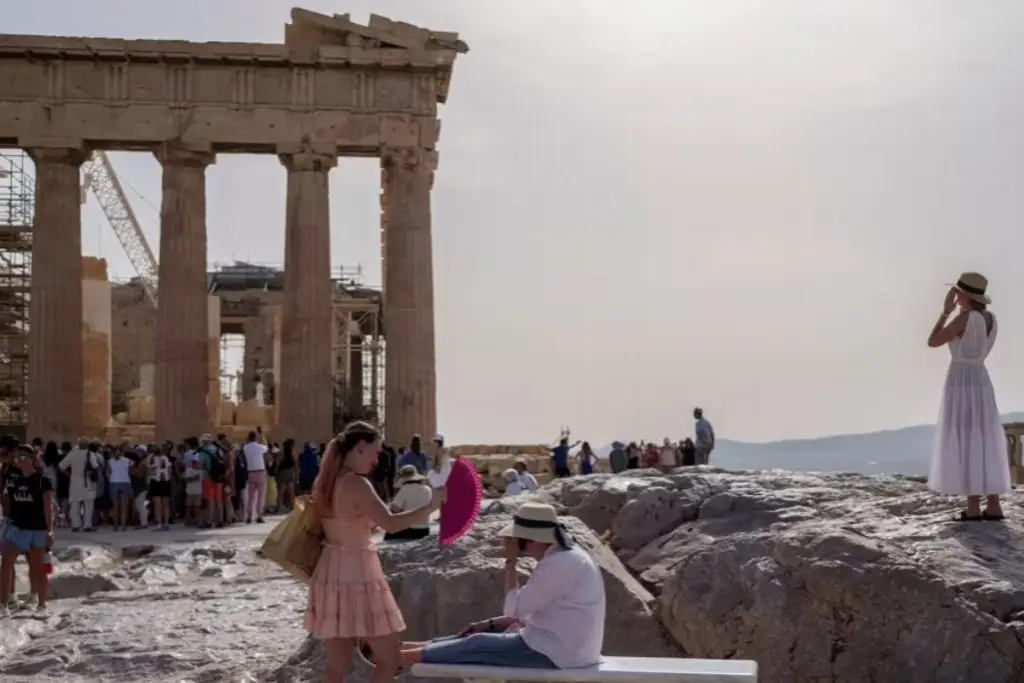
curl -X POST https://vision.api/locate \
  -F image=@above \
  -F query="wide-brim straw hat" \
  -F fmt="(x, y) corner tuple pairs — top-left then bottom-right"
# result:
(947, 272), (991, 304)
(395, 464), (426, 486)
(500, 502), (574, 548)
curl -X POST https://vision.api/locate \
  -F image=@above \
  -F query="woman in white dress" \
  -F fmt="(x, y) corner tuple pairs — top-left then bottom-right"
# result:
(927, 272), (1011, 521)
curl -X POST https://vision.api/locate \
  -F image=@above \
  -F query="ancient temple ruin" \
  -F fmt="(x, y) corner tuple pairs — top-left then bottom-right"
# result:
(0, 9), (467, 444)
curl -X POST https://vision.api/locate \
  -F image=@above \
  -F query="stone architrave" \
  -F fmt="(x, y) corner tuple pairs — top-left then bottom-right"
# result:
(26, 144), (89, 440)
(381, 146), (438, 447)
(153, 144), (215, 441)
(277, 146), (337, 441)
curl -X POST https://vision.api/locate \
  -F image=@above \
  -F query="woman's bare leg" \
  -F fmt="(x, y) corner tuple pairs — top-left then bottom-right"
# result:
(965, 495), (982, 517)
(365, 633), (402, 683)
(399, 646), (425, 668)
(322, 637), (355, 683)
(26, 548), (46, 609)
(985, 494), (1004, 516)
(0, 543), (19, 606)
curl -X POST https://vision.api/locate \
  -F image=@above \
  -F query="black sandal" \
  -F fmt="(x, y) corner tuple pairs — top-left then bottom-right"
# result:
(982, 511), (1006, 522)
(356, 640), (405, 675)
(356, 639), (375, 666)
(958, 510), (983, 522)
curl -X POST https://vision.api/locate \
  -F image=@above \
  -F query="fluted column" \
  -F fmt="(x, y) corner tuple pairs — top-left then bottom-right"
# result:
(277, 146), (336, 441)
(26, 145), (88, 441)
(381, 146), (438, 446)
(153, 144), (214, 441)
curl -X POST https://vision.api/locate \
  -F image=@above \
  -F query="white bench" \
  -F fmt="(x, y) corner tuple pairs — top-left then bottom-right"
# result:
(412, 655), (758, 683)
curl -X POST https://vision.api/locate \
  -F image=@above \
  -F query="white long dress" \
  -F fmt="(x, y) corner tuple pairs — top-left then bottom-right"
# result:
(928, 310), (1012, 495)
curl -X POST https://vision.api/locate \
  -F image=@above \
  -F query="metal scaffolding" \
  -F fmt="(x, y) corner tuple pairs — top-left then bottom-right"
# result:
(0, 151), (33, 438)
(332, 297), (385, 430)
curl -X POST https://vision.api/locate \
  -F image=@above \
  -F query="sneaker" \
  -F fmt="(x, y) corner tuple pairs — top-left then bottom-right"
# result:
(256, 517), (265, 524)
(0, 605), (8, 619)
(160, 524), (170, 531)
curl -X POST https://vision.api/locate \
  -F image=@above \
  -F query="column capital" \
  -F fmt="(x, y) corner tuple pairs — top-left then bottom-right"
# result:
(278, 143), (338, 172)
(380, 146), (438, 173)
(155, 143), (216, 168)
(24, 142), (90, 167)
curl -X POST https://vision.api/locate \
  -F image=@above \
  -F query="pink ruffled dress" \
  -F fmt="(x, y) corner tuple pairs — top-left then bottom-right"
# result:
(305, 477), (406, 639)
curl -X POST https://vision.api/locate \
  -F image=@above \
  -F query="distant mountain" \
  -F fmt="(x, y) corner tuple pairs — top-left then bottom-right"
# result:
(713, 412), (1024, 476)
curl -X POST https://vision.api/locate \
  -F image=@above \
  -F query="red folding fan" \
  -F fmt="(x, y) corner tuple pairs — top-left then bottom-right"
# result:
(438, 457), (482, 545)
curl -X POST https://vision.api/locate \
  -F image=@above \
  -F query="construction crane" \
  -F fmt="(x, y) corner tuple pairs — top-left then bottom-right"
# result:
(81, 152), (159, 305)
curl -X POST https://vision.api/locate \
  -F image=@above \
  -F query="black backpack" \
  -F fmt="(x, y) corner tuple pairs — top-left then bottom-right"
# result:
(234, 448), (248, 490)
(207, 448), (227, 484)
(84, 452), (99, 483)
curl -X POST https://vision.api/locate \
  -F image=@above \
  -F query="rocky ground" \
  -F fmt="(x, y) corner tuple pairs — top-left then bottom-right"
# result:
(2, 468), (1023, 683)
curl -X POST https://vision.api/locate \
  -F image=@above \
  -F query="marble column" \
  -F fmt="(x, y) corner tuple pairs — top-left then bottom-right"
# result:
(153, 144), (214, 441)
(277, 146), (336, 441)
(381, 147), (438, 447)
(26, 145), (88, 440)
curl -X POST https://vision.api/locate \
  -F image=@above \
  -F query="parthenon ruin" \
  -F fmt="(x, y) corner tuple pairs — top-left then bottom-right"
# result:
(0, 9), (467, 444)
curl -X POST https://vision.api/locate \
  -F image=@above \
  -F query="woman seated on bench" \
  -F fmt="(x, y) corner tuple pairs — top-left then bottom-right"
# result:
(361, 502), (605, 670)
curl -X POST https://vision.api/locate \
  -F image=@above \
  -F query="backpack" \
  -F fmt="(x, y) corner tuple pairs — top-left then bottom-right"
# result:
(84, 452), (99, 483)
(207, 447), (226, 484)
(234, 449), (248, 490)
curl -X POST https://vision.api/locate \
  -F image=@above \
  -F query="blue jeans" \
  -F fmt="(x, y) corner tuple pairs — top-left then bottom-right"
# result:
(2, 523), (48, 552)
(421, 632), (556, 669)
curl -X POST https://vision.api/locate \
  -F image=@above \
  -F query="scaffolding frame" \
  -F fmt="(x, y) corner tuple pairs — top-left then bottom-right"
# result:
(332, 298), (385, 430)
(0, 151), (33, 437)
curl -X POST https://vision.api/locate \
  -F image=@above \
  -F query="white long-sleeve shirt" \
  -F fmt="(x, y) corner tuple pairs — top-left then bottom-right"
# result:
(58, 448), (100, 501)
(502, 544), (605, 668)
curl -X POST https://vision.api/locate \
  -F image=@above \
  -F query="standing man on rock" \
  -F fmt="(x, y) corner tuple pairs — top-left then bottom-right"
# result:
(694, 408), (715, 466)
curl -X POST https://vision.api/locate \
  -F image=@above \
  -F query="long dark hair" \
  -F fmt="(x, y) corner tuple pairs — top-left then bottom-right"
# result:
(312, 421), (379, 512)
(43, 441), (61, 467)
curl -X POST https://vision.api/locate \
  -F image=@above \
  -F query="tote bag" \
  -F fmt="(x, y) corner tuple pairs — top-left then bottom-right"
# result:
(261, 495), (323, 582)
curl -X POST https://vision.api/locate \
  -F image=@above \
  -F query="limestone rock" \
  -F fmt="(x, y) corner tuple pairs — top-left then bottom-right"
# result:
(548, 469), (1024, 682)
(47, 572), (121, 600)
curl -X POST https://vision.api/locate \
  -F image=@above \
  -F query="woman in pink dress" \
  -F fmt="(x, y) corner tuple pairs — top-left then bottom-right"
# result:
(306, 421), (443, 682)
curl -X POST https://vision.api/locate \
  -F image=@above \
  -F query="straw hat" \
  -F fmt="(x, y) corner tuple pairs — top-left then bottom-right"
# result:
(947, 272), (991, 304)
(500, 502), (574, 548)
(395, 464), (426, 486)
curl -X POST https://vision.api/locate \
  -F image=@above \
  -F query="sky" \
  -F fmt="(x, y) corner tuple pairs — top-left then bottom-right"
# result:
(4, 0), (1024, 445)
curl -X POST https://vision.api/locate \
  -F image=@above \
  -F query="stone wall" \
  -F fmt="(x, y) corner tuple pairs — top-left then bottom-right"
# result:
(110, 282), (156, 411)
(242, 305), (277, 401)
(82, 257), (111, 432)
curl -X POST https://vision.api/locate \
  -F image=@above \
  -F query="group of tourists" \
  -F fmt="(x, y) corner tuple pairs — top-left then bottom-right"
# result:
(22, 431), (325, 533)
(0, 430), (329, 615)
(546, 408), (717, 477)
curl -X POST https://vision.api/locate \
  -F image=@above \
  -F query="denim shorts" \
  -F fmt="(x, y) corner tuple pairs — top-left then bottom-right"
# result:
(109, 482), (133, 500)
(2, 522), (48, 552)
(421, 632), (557, 669)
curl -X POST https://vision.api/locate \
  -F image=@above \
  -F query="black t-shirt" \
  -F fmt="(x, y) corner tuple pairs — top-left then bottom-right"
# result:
(4, 469), (51, 531)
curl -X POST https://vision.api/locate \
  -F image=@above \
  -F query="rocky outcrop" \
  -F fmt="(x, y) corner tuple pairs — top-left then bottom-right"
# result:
(6, 468), (1023, 683)
(543, 469), (1024, 683)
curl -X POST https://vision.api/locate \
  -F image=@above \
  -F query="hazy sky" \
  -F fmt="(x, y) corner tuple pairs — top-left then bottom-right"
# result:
(5, 1), (1024, 444)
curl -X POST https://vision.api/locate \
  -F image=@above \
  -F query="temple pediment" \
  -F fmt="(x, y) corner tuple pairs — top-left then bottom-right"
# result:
(287, 9), (469, 55)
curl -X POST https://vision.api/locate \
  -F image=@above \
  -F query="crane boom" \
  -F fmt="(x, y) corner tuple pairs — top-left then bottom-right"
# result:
(81, 152), (159, 305)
